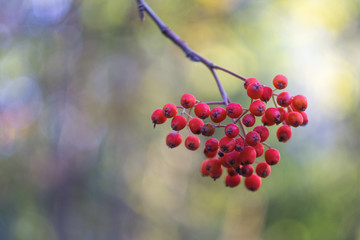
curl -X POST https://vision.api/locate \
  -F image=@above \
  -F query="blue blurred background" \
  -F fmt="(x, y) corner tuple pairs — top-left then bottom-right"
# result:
(0, 0), (359, 239)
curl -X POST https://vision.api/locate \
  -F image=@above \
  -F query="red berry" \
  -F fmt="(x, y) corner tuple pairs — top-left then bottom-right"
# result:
(253, 143), (264, 157)
(286, 111), (303, 127)
(225, 174), (241, 187)
(200, 160), (210, 176)
(209, 166), (223, 180)
(219, 136), (236, 153)
(265, 148), (280, 165)
(273, 74), (288, 89)
(245, 131), (261, 146)
(277, 107), (288, 123)
(151, 109), (167, 127)
(242, 113), (256, 127)
(205, 157), (221, 173)
(166, 132), (182, 148)
(220, 154), (232, 168)
(184, 135), (201, 151)
(260, 86), (273, 103)
(300, 111), (308, 126)
(210, 106), (227, 123)
(292, 95), (308, 111)
(249, 100), (266, 116)
(194, 103), (210, 119)
(247, 82), (264, 99)
(265, 107), (281, 124)
(171, 115), (187, 131)
(203, 147), (218, 158)
(256, 162), (271, 178)
(261, 115), (275, 126)
(244, 77), (259, 89)
(222, 151), (241, 168)
(205, 138), (219, 152)
(226, 102), (243, 118)
(188, 118), (204, 134)
(239, 146), (256, 165)
(234, 137), (245, 152)
(277, 125), (292, 142)
(225, 123), (240, 138)
(162, 103), (177, 118)
(227, 167), (238, 176)
(253, 125), (269, 142)
(180, 93), (196, 108)
(239, 164), (253, 177)
(201, 122), (216, 136)
(276, 92), (292, 107)
(245, 174), (262, 191)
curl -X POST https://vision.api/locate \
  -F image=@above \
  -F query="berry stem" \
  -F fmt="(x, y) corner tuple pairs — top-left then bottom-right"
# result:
(136, 0), (240, 106)
(213, 65), (246, 81)
(272, 95), (279, 108)
(262, 142), (272, 149)
(203, 101), (226, 105)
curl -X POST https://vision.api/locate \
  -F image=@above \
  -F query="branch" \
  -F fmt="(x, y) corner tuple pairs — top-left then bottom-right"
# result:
(136, 0), (248, 106)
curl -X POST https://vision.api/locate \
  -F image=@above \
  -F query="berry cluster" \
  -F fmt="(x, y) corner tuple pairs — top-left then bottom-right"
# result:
(151, 75), (308, 191)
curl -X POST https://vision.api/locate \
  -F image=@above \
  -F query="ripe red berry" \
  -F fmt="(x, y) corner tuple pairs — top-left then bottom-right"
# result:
(219, 136), (236, 153)
(277, 107), (288, 123)
(249, 100), (266, 116)
(188, 118), (204, 134)
(245, 174), (262, 191)
(225, 174), (241, 187)
(277, 125), (292, 142)
(247, 82), (264, 99)
(239, 146), (256, 165)
(205, 157), (221, 173)
(222, 151), (241, 168)
(209, 166), (223, 180)
(162, 103), (177, 118)
(151, 109), (167, 127)
(205, 138), (219, 152)
(225, 123), (240, 138)
(203, 147), (218, 158)
(253, 125), (269, 142)
(265, 148), (280, 165)
(244, 77), (259, 89)
(210, 106), (227, 123)
(194, 103), (210, 119)
(286, 111), (303, 127)
(227, 167), (238, 176)
(265, 107), (281, 124)
(300, 111), (308, 126)
(273, 74), (288, 89)
(256, 162), (271, 178)
(292, 95), (308, 111)
(180, 93), (196, 108)
(171, 115), (187, 131)
(261, 115), (275, 126)
(234, 137), (245, 152)
(184, 135), (201, 151)
(253, 143), (264, 157)
(166, 132), (182, 148)
(200, 160), (210, 176)
(276, 92), (292, 107)
(242, 113), (256, 127)
(245, 131), (261, 146)
(260, 86), (273, 103)
(239, 164), (253, 177)
(226, 102), (243, 118)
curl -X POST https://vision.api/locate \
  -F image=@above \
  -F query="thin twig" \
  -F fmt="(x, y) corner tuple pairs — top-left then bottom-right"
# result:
(136, 0), (247, 106)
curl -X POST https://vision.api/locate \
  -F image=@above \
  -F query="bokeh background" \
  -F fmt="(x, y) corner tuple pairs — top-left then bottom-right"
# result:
(0, 0), (359, 239)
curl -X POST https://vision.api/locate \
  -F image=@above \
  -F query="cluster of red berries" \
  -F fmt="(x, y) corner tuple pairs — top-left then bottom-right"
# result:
(151, 74), (308, 191)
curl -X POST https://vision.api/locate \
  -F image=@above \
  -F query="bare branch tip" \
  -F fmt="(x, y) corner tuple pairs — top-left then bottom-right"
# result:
(137, 0), (145, 21)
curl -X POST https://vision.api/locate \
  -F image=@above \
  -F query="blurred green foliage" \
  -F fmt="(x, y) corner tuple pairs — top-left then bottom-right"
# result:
(0, 0), (359, 239)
